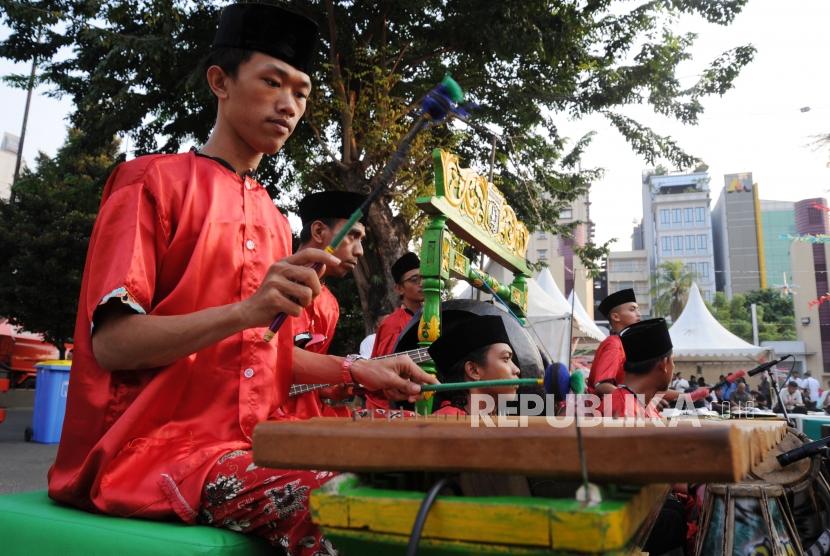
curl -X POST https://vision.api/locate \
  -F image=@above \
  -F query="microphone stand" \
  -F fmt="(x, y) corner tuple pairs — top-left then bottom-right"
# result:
(772, 361), (797, 428)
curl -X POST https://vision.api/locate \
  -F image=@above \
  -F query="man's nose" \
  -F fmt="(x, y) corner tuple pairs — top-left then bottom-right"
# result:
(276, 90), (297, 117)
(354, 240), (364, 257)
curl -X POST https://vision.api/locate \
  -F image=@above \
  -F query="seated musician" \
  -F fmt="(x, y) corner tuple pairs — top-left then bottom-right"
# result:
(427, 314), (520, 416)
(278, 191), (367, 419)
(365, 252), (424, 409)
(47, 5), (436, 555)
(600, 318), (674, 419)
(777, 380), (807, 414)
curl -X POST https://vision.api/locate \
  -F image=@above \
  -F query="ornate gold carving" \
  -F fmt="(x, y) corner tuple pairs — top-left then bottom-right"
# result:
(418, 315), (442, 343)
(441, 237), (451, 275)
(436, 150), (529, 260)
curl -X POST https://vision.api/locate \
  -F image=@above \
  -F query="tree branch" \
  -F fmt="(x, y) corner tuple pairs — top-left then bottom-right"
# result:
(305, 117), (348, 171)
(325, 0), (353, 165)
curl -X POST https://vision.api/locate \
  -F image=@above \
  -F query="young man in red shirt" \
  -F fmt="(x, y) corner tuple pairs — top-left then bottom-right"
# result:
(366, 251), (424, 408)
(282, 191), (367, 419)
(588, 288), (640, 395)
(427, 315), (520, 416)
(601, 318), (674, 419)
(47, 5), (435, 554)
(370, 252), (423, 358)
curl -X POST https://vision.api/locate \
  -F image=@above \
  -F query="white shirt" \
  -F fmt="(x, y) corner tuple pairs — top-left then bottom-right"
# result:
(780, 389), (804, 410)
(803, 377), (820, 402)
(359, 333), (376, 359)
(674, 378), (689, 391)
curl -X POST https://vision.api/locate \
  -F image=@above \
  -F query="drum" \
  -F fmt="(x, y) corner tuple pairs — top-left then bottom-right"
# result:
(695, 429), (830, 556)
(695, 483), (801, 556)
(750, 429), (830, 553)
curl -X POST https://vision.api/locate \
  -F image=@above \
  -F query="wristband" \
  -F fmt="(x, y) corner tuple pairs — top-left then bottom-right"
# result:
(341, 354), (363, 385)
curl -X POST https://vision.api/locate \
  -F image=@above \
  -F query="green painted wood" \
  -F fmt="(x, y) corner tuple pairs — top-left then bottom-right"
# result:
(0, 490), (273, 556)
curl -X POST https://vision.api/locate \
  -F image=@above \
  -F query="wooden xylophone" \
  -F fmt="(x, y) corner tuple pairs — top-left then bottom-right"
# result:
(253, 416), (789, 483)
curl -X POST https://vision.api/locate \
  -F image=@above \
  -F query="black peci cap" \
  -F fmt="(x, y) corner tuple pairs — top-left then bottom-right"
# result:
(212, 4), (319, 74)
(298, 191), (367, 226)
(619, 318), (673, 373)
(598, 288), (636, 318)
(391, 252), (420, 283)
(428, 315), (513, 376)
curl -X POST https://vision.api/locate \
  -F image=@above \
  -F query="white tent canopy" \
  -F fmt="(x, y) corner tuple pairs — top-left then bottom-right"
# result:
(535, 269), (606, 343)
(669, 282), (771, 361)
(567, 290), (608, 343)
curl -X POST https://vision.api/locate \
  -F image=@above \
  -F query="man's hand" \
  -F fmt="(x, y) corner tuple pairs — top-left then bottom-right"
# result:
(351, 355), (439, 403)
(240, 249), (340, 327)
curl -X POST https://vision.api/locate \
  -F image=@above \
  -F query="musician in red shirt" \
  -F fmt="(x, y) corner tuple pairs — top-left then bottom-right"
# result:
(588, 288), (640, 395)
(366, 251), (424, 408)
(601, 318), (674, 419)
(282, 191), (367, 419)
(47, 5), (435, 555)
(371, 252), (423, 357)
(428, 315), (520, 416)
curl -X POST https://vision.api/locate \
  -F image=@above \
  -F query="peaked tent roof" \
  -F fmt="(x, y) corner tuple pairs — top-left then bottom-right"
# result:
(669, 283), (771, 361)
(567, 290), (607, 342)
(535, 268), (606, 342)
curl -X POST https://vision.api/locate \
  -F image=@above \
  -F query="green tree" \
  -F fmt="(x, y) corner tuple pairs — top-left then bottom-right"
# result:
(706, 288), (796, 342)
(651, 260), (694, 322)
(1, 0), (754, 333)
(0, 130), (120, 357)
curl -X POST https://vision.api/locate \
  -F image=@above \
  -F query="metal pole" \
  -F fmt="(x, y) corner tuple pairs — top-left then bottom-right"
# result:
(12, 53), (38, 202)
(751, 303), (759, 346)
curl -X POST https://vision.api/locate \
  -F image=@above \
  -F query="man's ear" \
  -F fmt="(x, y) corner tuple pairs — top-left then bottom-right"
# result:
(393, 283), (404, 298)
(206, 65), (231, 100)
(464, 361), (481, 382)
(310, 220), (331, 245)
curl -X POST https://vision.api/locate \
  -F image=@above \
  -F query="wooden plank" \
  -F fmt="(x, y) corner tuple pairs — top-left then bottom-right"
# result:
(310, 475), (669, 552)
(253, 417), (788, 483)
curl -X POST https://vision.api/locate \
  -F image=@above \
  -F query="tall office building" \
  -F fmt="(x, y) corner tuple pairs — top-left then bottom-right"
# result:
(641, 170), (717, 303)
(606, 250), (651, 316)
(793, 198), (830, 374)
(527, 191), (595, 308)
(760, 200), (796, 291)
(711, 173), (766, 297)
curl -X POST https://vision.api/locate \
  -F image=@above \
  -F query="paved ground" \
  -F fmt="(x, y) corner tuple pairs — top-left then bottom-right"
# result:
(0, 389), (58, 493)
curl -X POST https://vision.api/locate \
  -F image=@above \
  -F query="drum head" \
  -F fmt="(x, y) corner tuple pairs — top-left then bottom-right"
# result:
(392, 299), (546, 380)
(750, 429), (815, 487)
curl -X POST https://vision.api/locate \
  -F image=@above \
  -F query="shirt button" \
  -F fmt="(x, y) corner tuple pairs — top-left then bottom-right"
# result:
(243, 368), (255, 379)
(245, 181), (253, 191)
(245, 239), (256, 250)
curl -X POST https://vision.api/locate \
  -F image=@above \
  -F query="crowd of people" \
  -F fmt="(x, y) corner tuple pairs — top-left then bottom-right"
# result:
(666, 369), (830, 414)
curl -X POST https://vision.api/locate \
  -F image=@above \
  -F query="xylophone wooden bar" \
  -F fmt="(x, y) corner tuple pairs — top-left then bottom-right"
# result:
(253, 416), (789, 483)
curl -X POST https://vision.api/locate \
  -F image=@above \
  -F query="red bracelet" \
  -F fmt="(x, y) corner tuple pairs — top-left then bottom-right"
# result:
(341, 354), (362, 385)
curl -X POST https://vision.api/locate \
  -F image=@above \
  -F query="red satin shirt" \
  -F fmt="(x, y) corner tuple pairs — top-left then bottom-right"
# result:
(432, 400), (467, 416)
(48, 152), (295, 523)
(370, 306), (414, 358)
(587, 334), (626, 394)
(281, 285), (350, 418)
(602, 387), (662, 419)
(365, 306), (414, 410)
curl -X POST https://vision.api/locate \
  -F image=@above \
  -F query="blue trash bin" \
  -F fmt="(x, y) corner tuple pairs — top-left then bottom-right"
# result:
(32, 360), (71, 444)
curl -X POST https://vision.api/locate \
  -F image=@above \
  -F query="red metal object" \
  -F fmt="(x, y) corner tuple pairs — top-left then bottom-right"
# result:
(0, 319), (72, 387)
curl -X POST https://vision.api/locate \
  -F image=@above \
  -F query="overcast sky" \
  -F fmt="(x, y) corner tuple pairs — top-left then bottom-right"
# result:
(1, 1), (827, 251)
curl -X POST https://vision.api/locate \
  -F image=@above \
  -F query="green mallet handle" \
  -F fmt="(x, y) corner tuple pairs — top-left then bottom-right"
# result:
(420, 378), (542, 392)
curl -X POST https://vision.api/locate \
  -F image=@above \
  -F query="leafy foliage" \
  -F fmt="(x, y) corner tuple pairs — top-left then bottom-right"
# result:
(1, 0), (754, 335)
(0, 130), (120, 354)
(650, 259), (694, 321)
(708, 289), (796, 343)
